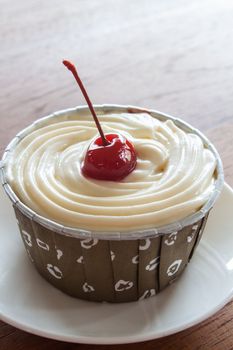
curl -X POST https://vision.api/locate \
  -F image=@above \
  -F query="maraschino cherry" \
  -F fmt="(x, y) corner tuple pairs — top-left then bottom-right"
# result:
(63, 60), (137, 181)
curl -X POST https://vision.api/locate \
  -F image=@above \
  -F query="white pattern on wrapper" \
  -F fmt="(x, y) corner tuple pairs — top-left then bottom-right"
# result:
(81, 238), (98, 249)
(187, 232), (195, 243)
(76, 256), (84, 264)
(110, 251), (115, 261)
(145, 256), (160, 271)
(187, 224), (199, 243)
(22, 230), (32, 247)
(139, 239), (151, 250)
(164, 232), (178, 246)
(139, 289), (156, 300)
(167, 259), (182, 277)
(46, 264), (63, 279)
(83, 282), (95, 293)
(36, 238), (49, 251)
(56, 248), (63, 260)
(115, 280), (134, 292)
(132, 255), (139, 264)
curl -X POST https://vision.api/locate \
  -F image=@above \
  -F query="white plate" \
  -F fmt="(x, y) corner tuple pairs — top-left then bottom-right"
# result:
(0, 184), (233, 344)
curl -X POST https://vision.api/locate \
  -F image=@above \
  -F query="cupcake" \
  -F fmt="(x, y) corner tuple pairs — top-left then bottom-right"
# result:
(0, 104), (223, 302)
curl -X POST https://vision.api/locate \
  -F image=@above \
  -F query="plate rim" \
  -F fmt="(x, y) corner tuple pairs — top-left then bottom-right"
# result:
(1, 290), (233, 345)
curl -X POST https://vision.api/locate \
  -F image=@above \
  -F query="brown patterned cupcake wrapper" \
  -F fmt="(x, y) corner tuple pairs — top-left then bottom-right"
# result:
(14, 205), (209, 303)
(1, 105), (224, 303)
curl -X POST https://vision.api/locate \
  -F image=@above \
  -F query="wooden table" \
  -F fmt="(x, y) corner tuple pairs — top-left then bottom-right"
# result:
(1, 0), (233, 348)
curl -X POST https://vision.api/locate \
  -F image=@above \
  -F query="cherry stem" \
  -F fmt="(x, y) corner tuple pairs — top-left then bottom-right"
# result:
(63, 60), (109, 146)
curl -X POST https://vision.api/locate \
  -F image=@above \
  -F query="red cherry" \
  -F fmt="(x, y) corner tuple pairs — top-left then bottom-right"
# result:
(82, 134), (137, 181)
(63, 60), (137, 181)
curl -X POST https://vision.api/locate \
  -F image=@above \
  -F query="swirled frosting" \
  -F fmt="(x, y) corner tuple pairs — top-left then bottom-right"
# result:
(6, 112), (216, 231)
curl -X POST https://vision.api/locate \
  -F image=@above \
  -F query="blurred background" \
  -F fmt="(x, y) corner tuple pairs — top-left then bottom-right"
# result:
(1, 0), (233, 145)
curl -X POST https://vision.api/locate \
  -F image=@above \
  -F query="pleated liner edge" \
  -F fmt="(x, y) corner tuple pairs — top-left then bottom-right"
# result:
(14, 205), (209, 303)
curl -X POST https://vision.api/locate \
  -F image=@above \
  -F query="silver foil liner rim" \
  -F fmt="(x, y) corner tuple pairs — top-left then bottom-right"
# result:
(0, 105), (224, 240)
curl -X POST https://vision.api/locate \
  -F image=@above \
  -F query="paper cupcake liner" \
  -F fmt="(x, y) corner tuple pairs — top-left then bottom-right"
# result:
(13, 205), (209, 302)
(0, 105), (224, 302)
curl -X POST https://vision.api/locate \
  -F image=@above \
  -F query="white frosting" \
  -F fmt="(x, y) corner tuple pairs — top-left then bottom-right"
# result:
(6, 112), (216, 231)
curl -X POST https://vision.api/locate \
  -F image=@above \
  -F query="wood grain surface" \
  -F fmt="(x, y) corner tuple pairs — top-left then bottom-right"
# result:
(0, 0), (233, 349)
